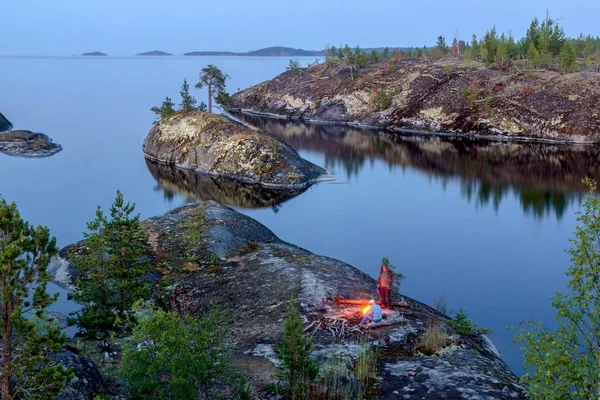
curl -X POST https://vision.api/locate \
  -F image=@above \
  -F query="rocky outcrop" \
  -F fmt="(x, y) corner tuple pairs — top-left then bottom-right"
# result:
(51, 349), (102, 400)
(145, 158), (307, 209)
(231, 59), (600, 143)
(55, 202), (525, 399)
(143, 112), (329, 188)
(0, 130), (62, 157)
(0, 112), (12, 132)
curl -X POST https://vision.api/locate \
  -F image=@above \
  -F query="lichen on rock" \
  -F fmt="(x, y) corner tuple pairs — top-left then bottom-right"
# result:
(143, 112), (330, 188)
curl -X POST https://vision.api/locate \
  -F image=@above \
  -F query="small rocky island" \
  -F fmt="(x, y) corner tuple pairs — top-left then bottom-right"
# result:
(0, 130), (63, 157)
(82, 51), (107, 56)
(136, 50), (173, 56)
(53, 202), (525, 399)
(0, 112), (13, 131)
(143, 112), (329, 188)
(230, 59), (600, 143)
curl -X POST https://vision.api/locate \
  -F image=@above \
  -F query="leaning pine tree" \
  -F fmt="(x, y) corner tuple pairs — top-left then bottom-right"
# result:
(514, 178), (600, 399)
(276, 298), (319, 399)
(0, 197), (72, 399)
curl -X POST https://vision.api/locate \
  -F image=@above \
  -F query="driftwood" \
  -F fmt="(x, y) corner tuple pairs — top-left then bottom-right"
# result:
(305, 315), (366, 339)
(333, 296), (409, 307)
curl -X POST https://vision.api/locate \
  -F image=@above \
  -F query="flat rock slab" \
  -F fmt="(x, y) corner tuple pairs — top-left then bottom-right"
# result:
(55, 201), (524, 399)
(0, 130), (62, 157)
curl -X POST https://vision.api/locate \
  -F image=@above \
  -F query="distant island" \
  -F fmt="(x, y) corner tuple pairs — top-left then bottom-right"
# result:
(82, 51), (107, 56)
(137, 50), (173, 56)
(185, 46), (325, 57)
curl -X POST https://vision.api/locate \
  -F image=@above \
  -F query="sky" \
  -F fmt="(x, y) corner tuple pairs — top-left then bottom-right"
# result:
(1, 0), (599, 56)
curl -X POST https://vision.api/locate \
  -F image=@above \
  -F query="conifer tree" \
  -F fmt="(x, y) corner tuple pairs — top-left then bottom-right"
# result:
(150, 96), (175, 124)
(527, 43), (541, 69)
(72, 190), (150, 336)
(276, 298), (318, 399)
(436, 35), (448, 55)
(195, 65), (229, 114)
(179, 79), (197, 113)
(105, 190), (150, 319)
(0, 198), (72, 398)
(559, 40), (579, 74)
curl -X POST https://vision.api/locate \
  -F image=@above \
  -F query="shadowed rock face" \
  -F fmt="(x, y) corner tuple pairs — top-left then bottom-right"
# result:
(51, 350), (102, 400)
(143, 112), (329, 189)
(232, 111), (600, 219)
(231, 59), (600, 143)
(146, 158), (306, 209)
(0, 130), (62, 157)
(0, 112), (12, 132)
(55, 202), (524, 399)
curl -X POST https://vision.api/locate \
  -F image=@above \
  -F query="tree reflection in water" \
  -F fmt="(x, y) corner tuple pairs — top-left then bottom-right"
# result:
(230, 111), (599, 220)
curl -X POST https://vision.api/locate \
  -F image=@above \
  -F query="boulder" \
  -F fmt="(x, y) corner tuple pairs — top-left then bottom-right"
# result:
(0, 130), (62, 157)
(50, 350), (102, 400)
(0, 112), (12, 132)
(55, 202), (525, 399)
(142, 112), (330, 189)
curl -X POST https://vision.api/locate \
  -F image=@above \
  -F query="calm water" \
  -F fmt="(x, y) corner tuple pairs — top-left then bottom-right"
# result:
(1, 56), (596, 374)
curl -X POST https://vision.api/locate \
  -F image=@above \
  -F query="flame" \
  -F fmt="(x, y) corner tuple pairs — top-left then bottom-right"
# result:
(362, 305), (371, 314)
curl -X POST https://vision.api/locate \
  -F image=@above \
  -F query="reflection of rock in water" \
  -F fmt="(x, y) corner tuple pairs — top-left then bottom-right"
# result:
(146, 159), (306, 210)
(231, 111), (600, 219)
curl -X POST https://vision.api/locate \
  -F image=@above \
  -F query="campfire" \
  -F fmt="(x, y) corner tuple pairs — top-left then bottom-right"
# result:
(362, 305), (371, 314)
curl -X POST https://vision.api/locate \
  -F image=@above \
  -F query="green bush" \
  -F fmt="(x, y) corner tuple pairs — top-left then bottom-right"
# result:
(119, 302), (249, 399)
(450, 308), (492, 337)
(372, 91), (392, 111)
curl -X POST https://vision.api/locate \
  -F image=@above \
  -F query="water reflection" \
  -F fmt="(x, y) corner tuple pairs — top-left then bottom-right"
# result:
(145, 159), (306, 211)
(231, 112), (600, 220)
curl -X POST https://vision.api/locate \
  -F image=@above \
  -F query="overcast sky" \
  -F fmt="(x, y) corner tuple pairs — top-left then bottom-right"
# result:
(1, 0), (599, 56)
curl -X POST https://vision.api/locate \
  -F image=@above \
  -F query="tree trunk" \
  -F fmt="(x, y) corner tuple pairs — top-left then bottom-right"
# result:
(208, 84), (212, 114)
(2, 304), (12, 399)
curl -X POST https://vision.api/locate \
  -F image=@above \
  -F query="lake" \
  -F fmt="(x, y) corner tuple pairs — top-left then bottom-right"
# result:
(1, 55), (595, 375)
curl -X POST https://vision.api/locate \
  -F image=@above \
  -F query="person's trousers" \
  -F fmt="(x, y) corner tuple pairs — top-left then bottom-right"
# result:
(360, 315), (382, 325)
(380, 287), (391, 307)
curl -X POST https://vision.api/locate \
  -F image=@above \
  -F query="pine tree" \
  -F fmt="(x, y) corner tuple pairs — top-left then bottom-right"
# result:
(559, 40), (579, 74)
(195, 65), (229, 113)
(179, 79), (197, 113)
(71, 207), (116, 336)
(470, 35), (480, 61)
(527, 43), (541, 69)
(105, 190), (150, 319)
(0, 198), (72, 398)
(436, 35), (448, 55)
(369, 50), (379, 64)
(382, 47), (390, 60)
(72, 190), (150, 336)
(515, 178), (600, 399)
(150, 96), (175, 124)
(276, 298), (318, 399)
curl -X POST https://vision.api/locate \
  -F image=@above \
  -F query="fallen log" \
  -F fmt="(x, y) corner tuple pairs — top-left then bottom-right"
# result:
(334, 296), (409, 307)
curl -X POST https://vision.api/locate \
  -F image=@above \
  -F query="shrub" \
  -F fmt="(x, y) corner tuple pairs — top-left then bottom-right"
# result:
(119, 302), (249, 399)
(450, 308), (492, 337)
(372, 91), (392, 111)
(559, 40), (579, 74)
(286, 59), (302, 74)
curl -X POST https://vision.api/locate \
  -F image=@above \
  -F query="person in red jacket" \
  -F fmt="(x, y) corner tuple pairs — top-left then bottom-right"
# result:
(378, 263), (394, 308)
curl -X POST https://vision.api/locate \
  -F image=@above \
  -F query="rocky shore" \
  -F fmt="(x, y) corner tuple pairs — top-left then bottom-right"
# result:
(230, 59), (600, 143)
(54, 201), (525, 399)
(143, 112), (330, 189)
(0, 130), (62, 157)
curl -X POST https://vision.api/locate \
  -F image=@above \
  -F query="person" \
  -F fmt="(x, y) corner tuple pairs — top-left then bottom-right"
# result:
(360, 299), (382, 325)
(378, 263), (394, 308)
